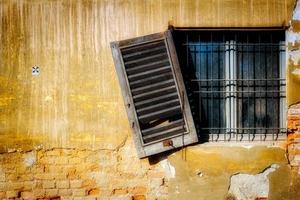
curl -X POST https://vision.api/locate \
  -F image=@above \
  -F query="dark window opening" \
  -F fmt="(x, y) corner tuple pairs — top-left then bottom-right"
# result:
(172, 30), (286, 142)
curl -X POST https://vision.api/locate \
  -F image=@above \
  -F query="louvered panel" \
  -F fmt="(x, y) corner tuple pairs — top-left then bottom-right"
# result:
(111, 31), (198, 158)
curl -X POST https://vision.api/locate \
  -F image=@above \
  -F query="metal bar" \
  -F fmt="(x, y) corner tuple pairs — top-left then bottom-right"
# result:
(200, 127), (286, 130)
(183, 43), (286, 46)
(210, 32), (214, 141)
(280, 41), (287, 133)
(194, 90), (285, 93)
(192, 78), (286, 81)
(173, 27), (288, 31)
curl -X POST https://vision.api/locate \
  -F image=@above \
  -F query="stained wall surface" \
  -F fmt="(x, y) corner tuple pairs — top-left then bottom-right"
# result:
(1, 1), (300, 199)
(0, 0), (295, 152)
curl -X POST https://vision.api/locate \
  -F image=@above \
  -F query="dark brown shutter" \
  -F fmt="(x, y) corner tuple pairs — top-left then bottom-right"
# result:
(110, 30), (198, 158)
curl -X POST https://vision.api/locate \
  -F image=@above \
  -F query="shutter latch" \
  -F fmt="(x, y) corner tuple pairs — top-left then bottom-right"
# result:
(163, 139), (173, 147)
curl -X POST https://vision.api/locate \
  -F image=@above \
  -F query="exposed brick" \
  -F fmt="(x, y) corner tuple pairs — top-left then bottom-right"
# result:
(70, 180), (82, 188)
(73, 197), (84, 200)
(147, 171), (165, 178)
(82, 179), (96, 188)
(43, 180), (55, 189)
(129, 186), (147, 195)
(0, 183), (5, 191)
(88, 164), (101, 172)
(87, 188), (100, 195)
(58, 189), (72, 196)
(6, 190), (18, 198)
(150, 178), (164, 187)
(56, 180), (69, 189)
(132, 195), (146, 200)
(45, 149), (61, 156)
(73, 189), (86, 196)
(69, 157), (81, 164)
(55, 157), (68, 165)
(35, 173), (55, 180)
(45, 189), (58, 197)
(112, 188), (128, 195)
(8, 181), (23, 190)
(33, 189), (45, 198)
(0, 191), (5, 199)
(20, 191), (34, 200)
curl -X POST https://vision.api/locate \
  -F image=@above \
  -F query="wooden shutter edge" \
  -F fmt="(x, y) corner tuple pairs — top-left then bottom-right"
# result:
(165, 30), (198, 143)
(110, 41), (146, 158)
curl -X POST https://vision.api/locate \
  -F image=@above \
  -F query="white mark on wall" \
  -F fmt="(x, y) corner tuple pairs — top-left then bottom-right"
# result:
(228, 164), (279, 200)
(286, 32), (300, 46)
(44, 95), (53, 102)
(293, 10), (300, 20)
(295, 1), (300, 21)
(292, 68), (300, 75)
(160, 159), (176, 178)
(23, 152), (36, 167)
(289, 50), (300, 65)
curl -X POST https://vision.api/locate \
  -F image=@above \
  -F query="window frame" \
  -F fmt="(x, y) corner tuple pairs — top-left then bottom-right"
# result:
(171, 27), (287, 142)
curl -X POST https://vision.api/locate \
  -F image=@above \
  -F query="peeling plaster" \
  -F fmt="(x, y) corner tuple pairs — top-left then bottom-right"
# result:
(294, 10), (300, 20)
(228, 164), (280, 200)
(23, 151), (36, 167)
(292, 68), (300, 75)
(160, 159), (176, 178)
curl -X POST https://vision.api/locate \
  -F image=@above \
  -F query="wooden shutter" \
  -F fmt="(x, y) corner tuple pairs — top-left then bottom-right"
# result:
(110, 30), (198, 158)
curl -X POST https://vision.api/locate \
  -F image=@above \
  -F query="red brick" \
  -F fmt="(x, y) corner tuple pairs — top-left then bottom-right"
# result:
(70, 180), (82, 188)
(20, 191), (34, 200)
(112, 188), (128, 195)
(0, 191), (5, 199)
(88, 188), (100, 195)
(132, 195), (146, 200)
(56, 180), (69, 189)
(130, 187), (147, 195)
(288, 115), (300, 120)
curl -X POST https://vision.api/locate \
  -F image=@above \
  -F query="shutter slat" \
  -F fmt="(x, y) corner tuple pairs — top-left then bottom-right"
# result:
(133, 85), (176, 102)
(121, 40), (165, 55)
(139, 105), (182, 123)
(142, 119), (184, 136)
(137, 99), (180, 115)
(135, 93), (178, 110)
(128, 66), (171, 81)
(130, 72), (173, 89)
(143, 126), (185, 143)
(131, 79), (175, 96)
(126, 59), (169, 75)
(124, 53), (169, 68)
(111, 31), (197, 158)
(123, 45), (166, 61)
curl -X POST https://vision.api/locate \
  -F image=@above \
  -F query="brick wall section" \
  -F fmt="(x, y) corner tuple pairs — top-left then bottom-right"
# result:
(287, 103), (300, 170)
(0, 148), (168, 200)
(286, 0), (300, 171)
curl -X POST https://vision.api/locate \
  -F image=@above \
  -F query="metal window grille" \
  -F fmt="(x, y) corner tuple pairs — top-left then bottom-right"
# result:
(173, 30), (286, 142)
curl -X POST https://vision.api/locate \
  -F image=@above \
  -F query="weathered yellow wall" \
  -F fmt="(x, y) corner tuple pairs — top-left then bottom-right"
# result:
(0, 0), (295, 152)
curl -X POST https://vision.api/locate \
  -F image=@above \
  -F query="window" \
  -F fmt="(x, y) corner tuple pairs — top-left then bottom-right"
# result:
(172, 29), (286, 142)
(111, 29), (287, 158)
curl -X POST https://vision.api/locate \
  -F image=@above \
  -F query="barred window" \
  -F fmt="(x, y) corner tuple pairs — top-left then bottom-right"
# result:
(173, 29), (286, 142)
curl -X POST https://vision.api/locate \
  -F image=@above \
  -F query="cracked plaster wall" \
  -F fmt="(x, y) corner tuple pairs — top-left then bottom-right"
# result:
(0, 0), (299, 199)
